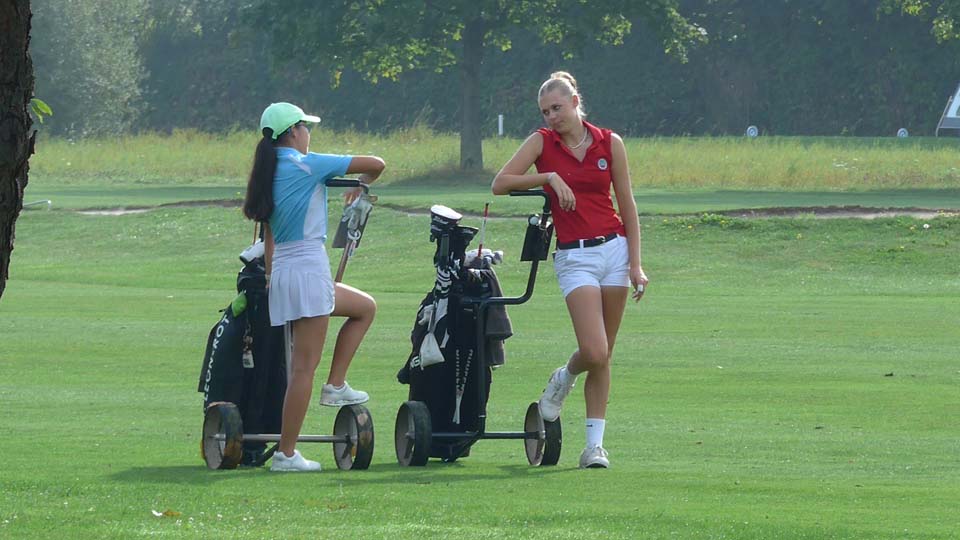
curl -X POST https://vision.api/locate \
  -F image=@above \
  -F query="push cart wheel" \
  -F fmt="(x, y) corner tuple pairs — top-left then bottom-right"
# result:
(332, 404), (375, 470)
(202, 402), (244, 470)
(395, 401), (432, 466)
(541, 417), (562, 466)
(523, 402), (562, 466)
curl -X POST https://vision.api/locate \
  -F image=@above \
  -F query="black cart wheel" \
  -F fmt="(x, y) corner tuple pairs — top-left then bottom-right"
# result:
(202, 402), (244, 470)
(523, 402), (562, 466)
(395, 401), (432, 466)
(332, 404), (375, 470)
(541, 416), (562, 466)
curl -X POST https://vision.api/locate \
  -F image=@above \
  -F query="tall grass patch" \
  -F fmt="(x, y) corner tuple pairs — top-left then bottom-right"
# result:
(628, 136), (960, 189)
(30, 123), (458, 186)
(30, 129), (960, 191)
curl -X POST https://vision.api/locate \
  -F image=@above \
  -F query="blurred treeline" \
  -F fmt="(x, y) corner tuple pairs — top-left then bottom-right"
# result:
(31, 0), (960, 138)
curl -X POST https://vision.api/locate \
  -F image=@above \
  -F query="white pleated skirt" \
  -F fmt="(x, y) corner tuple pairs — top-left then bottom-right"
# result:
(269, 240), (335, 326)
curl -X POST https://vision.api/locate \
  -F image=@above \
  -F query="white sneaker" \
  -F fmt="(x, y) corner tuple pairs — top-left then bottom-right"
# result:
(319, 381), (369, 407)
(579, 445), (610, 469)
(538, 367), (574, 422)
(270, 449), (321, 472)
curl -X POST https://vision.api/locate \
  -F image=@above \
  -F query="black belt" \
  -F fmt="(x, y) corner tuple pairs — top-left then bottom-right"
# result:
(557, 233), (619, 250)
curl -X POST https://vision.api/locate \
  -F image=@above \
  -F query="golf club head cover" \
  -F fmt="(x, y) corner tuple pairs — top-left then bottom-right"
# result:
(429, 205), (462, 241)
(239, 240), (265, 264)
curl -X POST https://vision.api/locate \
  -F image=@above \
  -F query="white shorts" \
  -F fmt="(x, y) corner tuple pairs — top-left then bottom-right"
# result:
(553, 235), (630, 298)
(269, 240), (335, 326)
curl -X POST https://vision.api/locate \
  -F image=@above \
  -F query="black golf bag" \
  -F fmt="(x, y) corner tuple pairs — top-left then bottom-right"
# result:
(397, 207), (513, 460)
(198, 256), (286, 466)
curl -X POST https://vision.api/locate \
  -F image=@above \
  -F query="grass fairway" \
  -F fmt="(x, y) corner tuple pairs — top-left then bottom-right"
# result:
(2, 196), (958, 539)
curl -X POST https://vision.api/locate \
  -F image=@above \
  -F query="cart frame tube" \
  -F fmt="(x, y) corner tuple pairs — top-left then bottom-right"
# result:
(462, 190), (551, 447)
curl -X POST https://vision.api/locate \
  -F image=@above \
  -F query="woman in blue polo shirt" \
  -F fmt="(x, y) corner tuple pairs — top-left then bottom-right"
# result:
(243, 102), (385, 472)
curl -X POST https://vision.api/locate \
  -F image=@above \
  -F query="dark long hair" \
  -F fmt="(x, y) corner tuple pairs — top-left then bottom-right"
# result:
(243, 128), (278, 222)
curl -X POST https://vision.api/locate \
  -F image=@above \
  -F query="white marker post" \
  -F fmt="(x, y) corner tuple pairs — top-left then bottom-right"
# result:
(498, 114), (504, 137)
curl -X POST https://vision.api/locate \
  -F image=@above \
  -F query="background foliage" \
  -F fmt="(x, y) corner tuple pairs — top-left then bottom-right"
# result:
(31, 0), (149, 137)
(29, 0), (960, 138)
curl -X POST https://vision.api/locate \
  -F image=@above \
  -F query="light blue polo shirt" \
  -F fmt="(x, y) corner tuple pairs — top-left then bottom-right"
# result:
(270, 147), (352, 244)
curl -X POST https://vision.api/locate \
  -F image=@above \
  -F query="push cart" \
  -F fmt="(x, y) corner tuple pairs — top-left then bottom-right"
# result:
(200, 179), (376, 470)
(394, 190), (562, 467)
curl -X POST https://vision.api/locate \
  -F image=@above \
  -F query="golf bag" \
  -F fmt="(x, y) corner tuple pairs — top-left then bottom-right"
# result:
(198, 254), (286, 466)
(397, 206), (512, 460)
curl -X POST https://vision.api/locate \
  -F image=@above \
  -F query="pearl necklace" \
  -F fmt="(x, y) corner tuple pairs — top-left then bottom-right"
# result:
(566, 127), (589, 150)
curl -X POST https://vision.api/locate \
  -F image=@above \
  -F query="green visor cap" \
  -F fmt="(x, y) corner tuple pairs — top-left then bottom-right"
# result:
(260, 102), (321, 140)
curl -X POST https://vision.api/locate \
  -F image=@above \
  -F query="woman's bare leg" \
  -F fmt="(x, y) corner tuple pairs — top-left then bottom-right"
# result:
(325, 283), (377, 386)
(564, 285), (629, 419)
(278, 315), (329, 456)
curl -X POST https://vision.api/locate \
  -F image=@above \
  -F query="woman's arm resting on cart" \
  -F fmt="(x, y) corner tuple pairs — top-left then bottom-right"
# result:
(492, 133), (575, 211)
(344, 156), (385, 204)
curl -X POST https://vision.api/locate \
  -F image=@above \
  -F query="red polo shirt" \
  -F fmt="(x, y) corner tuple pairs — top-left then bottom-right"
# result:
(535, 121), (626, 244)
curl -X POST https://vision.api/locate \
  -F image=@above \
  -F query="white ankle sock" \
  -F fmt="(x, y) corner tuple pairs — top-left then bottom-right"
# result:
(585, 418), (605, 448)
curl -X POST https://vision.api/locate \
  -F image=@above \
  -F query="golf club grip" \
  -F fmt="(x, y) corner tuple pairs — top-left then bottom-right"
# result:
(326, 178), (369, 193)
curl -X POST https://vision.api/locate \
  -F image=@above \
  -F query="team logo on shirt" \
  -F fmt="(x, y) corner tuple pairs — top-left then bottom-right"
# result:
(597, 158), (608, 170)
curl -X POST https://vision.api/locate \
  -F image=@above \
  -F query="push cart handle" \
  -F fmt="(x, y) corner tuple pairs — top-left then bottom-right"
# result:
(326, 178), (370, 193)
(508, 189), (546, 199)
(509, 189), (549, 212)
(467, 188), (553, 309)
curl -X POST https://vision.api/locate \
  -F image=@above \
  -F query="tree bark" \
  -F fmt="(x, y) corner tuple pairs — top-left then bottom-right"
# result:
(459, 17), (484, 171)
(0, 0), (35, 301)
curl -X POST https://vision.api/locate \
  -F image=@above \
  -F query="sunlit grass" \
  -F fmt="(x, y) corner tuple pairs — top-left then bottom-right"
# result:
(3, 206), (959, 539)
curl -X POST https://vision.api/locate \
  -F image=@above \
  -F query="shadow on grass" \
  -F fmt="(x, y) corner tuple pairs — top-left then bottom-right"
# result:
(110, 465), (265, 485)
(330, 462), (575, 487)
(110, 461), (574, 486)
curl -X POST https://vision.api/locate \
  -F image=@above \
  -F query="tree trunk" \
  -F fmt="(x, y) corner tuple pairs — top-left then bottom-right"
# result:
(0, 0), (35, 301)
(459, 17), (484, 171)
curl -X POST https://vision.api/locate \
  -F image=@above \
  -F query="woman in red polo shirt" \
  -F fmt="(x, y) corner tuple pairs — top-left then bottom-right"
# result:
(492, 71), (648, 468)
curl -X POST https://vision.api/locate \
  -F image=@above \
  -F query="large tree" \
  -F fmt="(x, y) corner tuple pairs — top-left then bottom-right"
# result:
(252, 0), (703, 170)
(0, 0), (34, 301)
